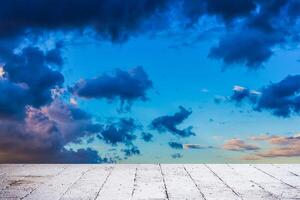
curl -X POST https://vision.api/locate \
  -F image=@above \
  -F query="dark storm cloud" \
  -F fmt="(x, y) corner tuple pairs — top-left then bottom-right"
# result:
(72, 66), (152, 111)
(45, 42), (65, 67)
(150, 106), (195, 137)
(0, 100), (109, 163)
(44, 100), (103, 143)
(0, 45), (64, 119)
(0, 1), (169, 163)
(1, 0), (300, 163)
(205, 0), (256, 21)
(141, 132), (153, 142)
(182, 0), (300, 68)
(0, 43), (145, 163)
(0, 0), (170, 42)
(0, 0), (299, 68)
(0, 80), (29, 119)
(182, 0), (256, 24)
(0, 97), (144, 163)
(208, 0), (300, 68)
(0, 39), (108, 163)
(3, 46), (64, 106)
(256, 75), (300, 117)
(98, 118), (139, 146)
(209, 29), (284, 67)
(229, 75), (300, 117)
(168, 142), (183, 149)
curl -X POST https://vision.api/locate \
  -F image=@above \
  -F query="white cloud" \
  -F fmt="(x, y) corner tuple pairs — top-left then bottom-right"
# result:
(233, 85), (246, 92)
(70, 97), (78, 106)
(0, 66), (5, 78)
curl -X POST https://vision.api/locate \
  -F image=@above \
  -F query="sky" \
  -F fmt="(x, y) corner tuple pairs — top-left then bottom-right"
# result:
(0, 0), (300, 163)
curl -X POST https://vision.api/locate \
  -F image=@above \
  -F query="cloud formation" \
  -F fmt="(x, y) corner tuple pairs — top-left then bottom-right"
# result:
(256, 75), (300, 117)
(214, 95), (229, 104)
(252, 134), (300, 158)
(0, 0), (298, 77)
(168, 142), (183, 149)
(183, 144), (214, 149)
(0, 26), (149, 164)
(0, 40), (113, 163)
(0, 100), (109, 163)
(0, 0), (299, 163)
(72, 66), (152, 111)
(171, 153), (183, 159)
(230, 85), (261, 104)
(98, 118), (139, 146)
(122, 146), (141, 157)
(208, 0), (300, 67)
(0, 45), (64, 119)
(141, 132), (153, 142)
(150, 106), (195, 137)
(0, 40), (147, 163)
(182, 0), (256, 24)
(209, 29), (283, 67)
(223, 138), (260, 151)
(0, 0), (170, 42)
(181, 0), (300, 67)
(0, 80), (30, 119)
(229, 75), (300, 117)
(0, 0), (298, 69)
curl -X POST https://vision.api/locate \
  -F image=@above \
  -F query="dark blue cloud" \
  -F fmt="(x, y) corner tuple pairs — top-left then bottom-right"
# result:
(183, 144), (214, 149)
(208, 0), (300, 68)
(182, 0), (300, 68)
(4, 46), (64, 106)
(99, 118), (139, 146)
(209, 29), (283, 67)
(182, 0), (256, 24)
(256, 75), (300, 117)
(72, 66), (152, 111)
(0, 43), (145, 162)
(205, 0), (256, 21)
(229, 75), (300, 117)
(0, 80), (29, 119)
(214, 96), (228, 104)
(150, 106), (195, 137)
(230, 85), (260, 104)
(141, 132), (153, 142)
(45, 42), (65, 67)
(48, 148), (113, 164)
(0, 45), (64, 119)
(171, 153), (182, 159)
(122, 146), (141, 157)
(46, 100), (103, 143)
(0, 0), (169, 42)
(0, 0), (299, 69)
(168, 142), (183, 149)
(0, 40), (108, 163)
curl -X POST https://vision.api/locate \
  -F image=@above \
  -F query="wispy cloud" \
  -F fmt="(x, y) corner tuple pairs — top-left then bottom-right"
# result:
(183, 144), (214, 150)
(223, 138), (260, 151)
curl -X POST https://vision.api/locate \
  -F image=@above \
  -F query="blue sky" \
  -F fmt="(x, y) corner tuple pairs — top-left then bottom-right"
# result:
(0, 0), (300, 163)
(63, 34), (300, 163)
